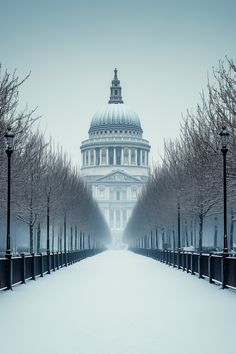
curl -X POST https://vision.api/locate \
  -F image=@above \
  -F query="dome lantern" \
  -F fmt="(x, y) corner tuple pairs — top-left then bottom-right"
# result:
(108, 68), (123, 104)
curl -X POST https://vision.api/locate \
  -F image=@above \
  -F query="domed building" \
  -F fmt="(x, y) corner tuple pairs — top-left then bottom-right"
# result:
(80, 69), (150, 246)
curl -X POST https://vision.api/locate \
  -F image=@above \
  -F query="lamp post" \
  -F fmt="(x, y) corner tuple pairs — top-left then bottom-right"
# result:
(4, 127), (15, 256)
(177, 191), (181, 250)
(176, 191), (181, 268)
(219, 126), (229, 254)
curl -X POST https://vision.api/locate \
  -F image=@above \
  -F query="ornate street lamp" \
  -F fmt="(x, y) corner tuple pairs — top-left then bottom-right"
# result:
(4, 127), (15, 256)
(219, 126), (229, 254)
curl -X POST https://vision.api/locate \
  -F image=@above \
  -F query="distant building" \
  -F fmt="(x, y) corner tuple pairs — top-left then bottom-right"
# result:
(80, 69), (150, 246)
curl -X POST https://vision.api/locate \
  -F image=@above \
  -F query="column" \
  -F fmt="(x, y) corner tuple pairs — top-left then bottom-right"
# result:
(106, 148), (109, 165)
(121, 148), (124, 165)
(82, 152), (85, 166)
(114, 148), (116, 165)
(100, 149), (102, 165)
(88, 150), (91, 166)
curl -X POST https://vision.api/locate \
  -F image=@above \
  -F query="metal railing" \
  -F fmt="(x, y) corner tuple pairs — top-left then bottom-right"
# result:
(0, 249), (104, 291)
(130, 248), (236, 289)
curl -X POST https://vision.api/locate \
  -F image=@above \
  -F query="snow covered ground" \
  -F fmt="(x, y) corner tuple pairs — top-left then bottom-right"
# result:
(0, 250), (235, 354)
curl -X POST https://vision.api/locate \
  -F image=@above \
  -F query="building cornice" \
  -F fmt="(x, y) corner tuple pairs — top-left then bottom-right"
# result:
(81, 139), (150, 151)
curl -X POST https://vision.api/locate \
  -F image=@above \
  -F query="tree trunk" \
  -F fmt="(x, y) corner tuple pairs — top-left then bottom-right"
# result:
(214, 216), (218, 249)
(185, 221), (189, 247)
(29, 222), (33, 253)
(70, 226), (73, 250)
(29, 195), (33, 253)
(52, 221), (55, 252)
(230, 208), (234, 251)
(155, 228), (158, 249)
(199, 212), (203, 252)
(173, 229), (176, 251)
(60, 226), (62, 252)
(80, 231), (82, 250)
(168, 230), (171, 249)
(194, 217), (197, 250)
(36, 222), (41, 254)
(64, 213), (67, 252)
(190, 219), (193, 246)
(57, 228), (60, 252)
(83, 232), (85, 250)
(88, 234), (91, 249)
(46, 195), (50, 253)
(162, 230), (165, 249)
(75, 226), (78, 250)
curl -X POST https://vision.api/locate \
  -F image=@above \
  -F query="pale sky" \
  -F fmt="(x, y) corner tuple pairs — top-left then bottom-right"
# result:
(0, 0), (236, 166)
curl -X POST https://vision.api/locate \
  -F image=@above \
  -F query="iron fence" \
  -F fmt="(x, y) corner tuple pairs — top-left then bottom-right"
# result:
(130, 248), (236, 289)
(0, 249), (103, 291)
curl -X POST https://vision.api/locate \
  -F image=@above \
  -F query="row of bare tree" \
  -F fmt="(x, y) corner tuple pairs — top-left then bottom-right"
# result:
(124, 58), (236, 252)
(0, 64), (110, 255)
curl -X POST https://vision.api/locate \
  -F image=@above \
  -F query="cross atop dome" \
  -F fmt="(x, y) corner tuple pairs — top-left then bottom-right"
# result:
(108, 68), (124, 104)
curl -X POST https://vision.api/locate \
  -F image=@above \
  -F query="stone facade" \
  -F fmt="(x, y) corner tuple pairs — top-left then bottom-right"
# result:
(80, 69), (150, 246)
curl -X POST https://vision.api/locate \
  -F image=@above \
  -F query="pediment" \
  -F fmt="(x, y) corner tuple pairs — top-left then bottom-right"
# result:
(95, 170), (141, 183)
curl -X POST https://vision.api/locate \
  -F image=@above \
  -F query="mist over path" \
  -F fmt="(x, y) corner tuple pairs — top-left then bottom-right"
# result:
(0, 251), (235, 354)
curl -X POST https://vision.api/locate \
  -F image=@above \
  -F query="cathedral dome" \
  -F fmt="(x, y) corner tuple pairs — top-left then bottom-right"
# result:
(88, 69), (143, 134)
(89, 103), (142, 134)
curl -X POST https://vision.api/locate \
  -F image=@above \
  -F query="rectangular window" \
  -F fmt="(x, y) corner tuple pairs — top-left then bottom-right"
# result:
(85, 151), (89, 165)
(123, 148), (129, 164)
(142, 150), (145, 165)
(101, 149), (107, 165)
(109, 147), (114, 165)
(116, 191), (120, 200)
(90, 150), (95, 165)
(131, 149), (136, 164)
(131, 188), (137, 199)
(96, 148), (100, 165)
(116, 147), (121, 165)
(99, 188), (105, 199)
(137, 148), (141, 166)
(110, 189), (115, 200)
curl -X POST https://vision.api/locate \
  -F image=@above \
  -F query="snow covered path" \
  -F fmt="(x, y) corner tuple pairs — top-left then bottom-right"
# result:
(0, 250), (236, 354)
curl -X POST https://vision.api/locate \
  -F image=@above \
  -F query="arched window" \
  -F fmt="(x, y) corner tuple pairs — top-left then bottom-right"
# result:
(101, 148), (107, 165)
(131, 148), (136, 164)
(90, 150), (95, 165)
(123, 148), (129, 165)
